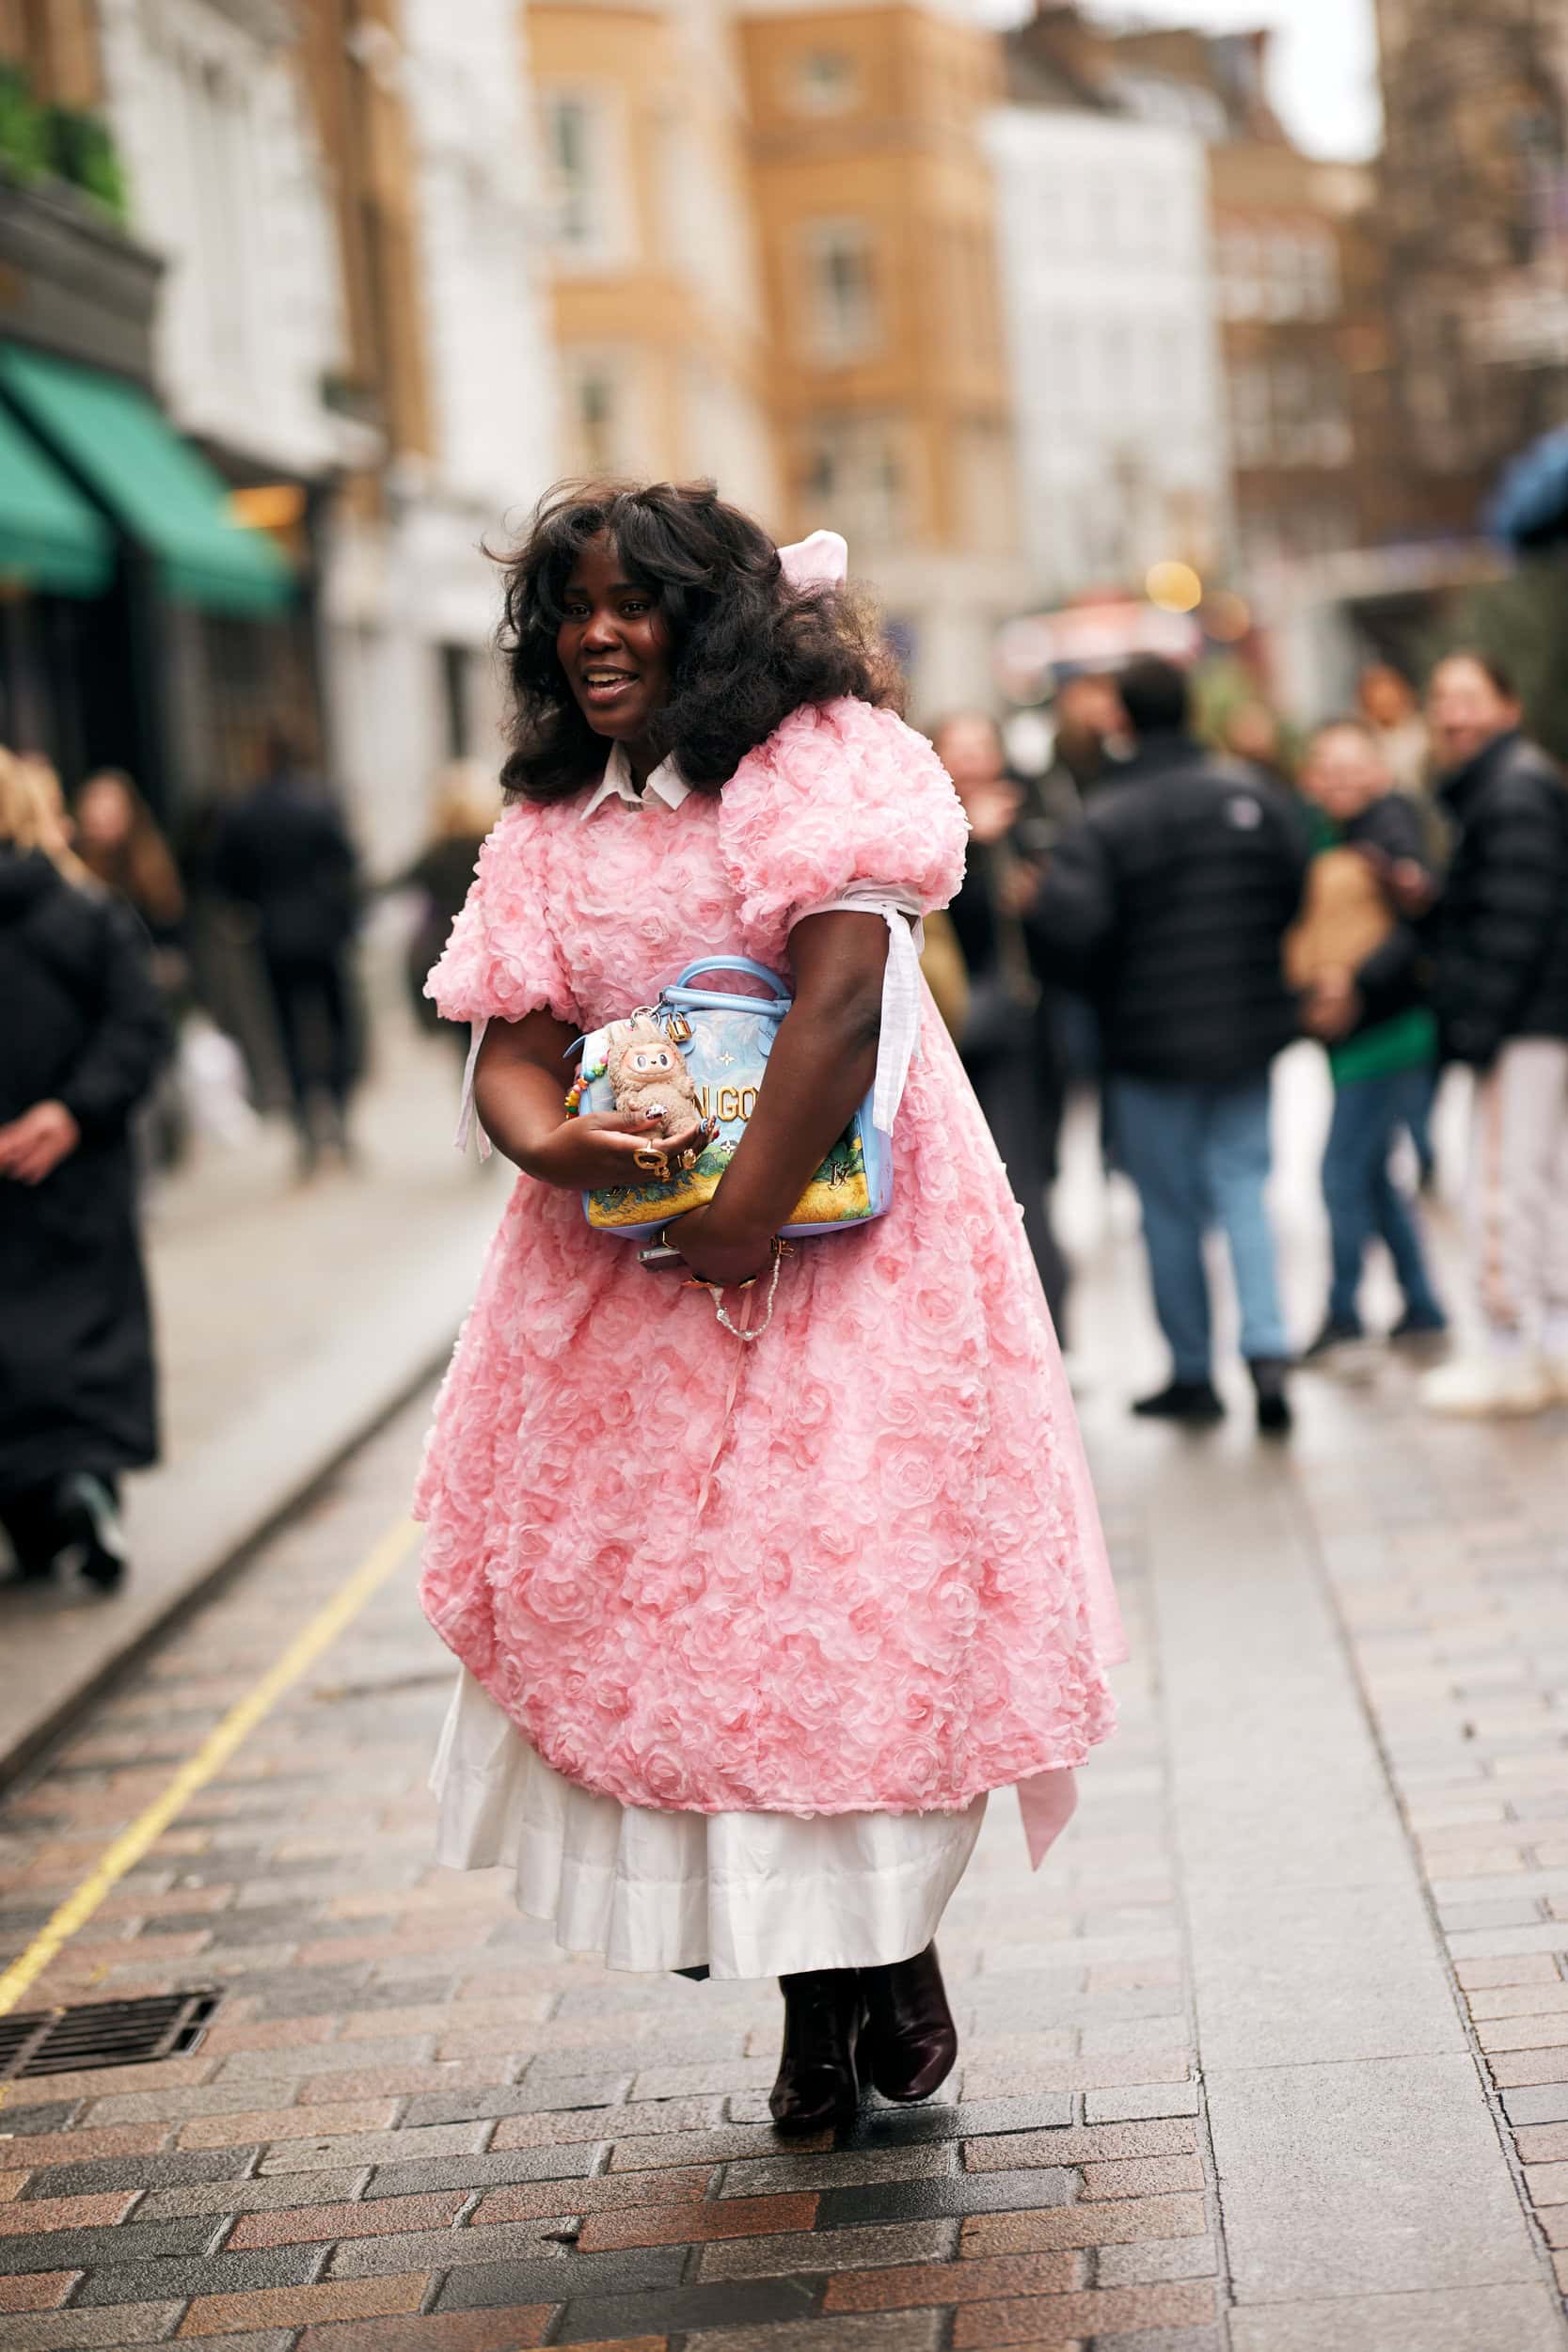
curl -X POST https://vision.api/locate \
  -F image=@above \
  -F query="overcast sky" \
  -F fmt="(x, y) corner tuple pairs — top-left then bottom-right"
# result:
(1082, 0), (1383, 161)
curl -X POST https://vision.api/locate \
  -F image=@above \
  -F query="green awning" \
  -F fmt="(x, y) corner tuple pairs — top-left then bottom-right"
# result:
(0, 397), (113, 596)
(0, 344), (295, 618)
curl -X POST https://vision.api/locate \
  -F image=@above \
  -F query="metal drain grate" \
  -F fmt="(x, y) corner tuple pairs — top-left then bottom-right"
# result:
(0, 1990), (221, 2081)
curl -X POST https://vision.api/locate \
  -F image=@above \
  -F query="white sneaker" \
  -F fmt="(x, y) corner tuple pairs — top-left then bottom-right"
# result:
(1419, 1356), (1553, 1419)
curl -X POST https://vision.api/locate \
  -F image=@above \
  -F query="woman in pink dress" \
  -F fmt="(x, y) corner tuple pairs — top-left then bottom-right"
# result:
(418, 480), (1123, 2132)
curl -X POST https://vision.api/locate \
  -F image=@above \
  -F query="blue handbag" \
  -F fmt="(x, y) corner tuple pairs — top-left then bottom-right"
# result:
(574, 957), (893, 1242)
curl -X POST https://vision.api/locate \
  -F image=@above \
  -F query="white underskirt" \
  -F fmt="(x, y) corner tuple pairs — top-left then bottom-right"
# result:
(429, 1668), (986, 1979)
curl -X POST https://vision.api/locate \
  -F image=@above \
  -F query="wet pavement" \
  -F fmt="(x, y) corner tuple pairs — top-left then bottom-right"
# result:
(1, 1061), (1567, 2348)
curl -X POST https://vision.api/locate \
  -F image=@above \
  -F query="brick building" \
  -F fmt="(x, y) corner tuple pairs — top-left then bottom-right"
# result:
(1376, 0), (1568, 534)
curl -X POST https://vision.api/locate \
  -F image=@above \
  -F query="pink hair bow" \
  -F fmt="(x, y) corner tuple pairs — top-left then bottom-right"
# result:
(779, 530), (848, 590)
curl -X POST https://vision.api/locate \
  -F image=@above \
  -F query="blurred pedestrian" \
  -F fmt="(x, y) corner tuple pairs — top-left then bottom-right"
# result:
(74, 770), (186, 954)
(211, 729), (362, 1177)
(75, 770), (191, 1174)
(1221, 697), (1295, 787)
(0, 752), (166, 1590)
(14, 755), (83, 873)
(417, 485), (1122, 2132)
(397, 760), (499, 1058)
(918, 907), (969, 1041)
(1032, 656), (1308, 1432)
(1357, 663), (1430, 800)
(1040, 673), (1126, 813)
(1289, 720), (1447, 1366)
(1417, 653), (1568, 1418)
(935, 710), (1070, 1331)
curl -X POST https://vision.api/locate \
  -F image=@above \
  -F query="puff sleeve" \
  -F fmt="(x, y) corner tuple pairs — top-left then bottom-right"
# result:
(717, 699), (969, 962)
(423, 803), (580, 1030)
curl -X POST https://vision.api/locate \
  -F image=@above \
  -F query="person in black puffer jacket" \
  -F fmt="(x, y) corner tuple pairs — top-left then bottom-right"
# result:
(0, 755), (166, 1588)
(1031, 656), (1309, 1432)
(1417, 652), (1568, 1420)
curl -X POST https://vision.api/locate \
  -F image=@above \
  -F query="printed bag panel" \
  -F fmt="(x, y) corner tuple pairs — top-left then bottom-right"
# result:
(578, 1004), (874, 1233)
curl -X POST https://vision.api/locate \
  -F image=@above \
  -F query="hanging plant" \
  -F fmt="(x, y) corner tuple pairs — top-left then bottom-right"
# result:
(0, 63), (50, 184)
(45, 108), (130, 225)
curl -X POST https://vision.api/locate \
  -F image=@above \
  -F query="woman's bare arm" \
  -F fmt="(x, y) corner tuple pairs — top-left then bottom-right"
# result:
(473, 1011), (706, 1188)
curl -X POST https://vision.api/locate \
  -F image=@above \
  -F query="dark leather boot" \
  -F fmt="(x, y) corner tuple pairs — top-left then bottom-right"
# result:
(860, 1944), (958, 2103)
(768, 1968), (864, 2133)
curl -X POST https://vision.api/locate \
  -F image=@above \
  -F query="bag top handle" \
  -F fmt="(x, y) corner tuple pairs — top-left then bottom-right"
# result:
(671, 956), (788, 994)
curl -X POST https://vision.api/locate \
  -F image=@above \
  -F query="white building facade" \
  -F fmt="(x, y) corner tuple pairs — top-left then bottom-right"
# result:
(95, 0), (556, 869)
(95, 0), (350, 485)
(319, 0), (557, 871)
(986, 107), (1231, 604)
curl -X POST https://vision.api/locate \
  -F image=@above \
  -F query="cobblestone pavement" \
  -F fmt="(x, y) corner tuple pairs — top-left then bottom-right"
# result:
(2, 1152), (1568, 2347)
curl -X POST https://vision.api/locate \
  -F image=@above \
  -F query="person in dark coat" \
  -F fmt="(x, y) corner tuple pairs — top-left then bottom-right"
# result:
(934, 713), (1071, 1336)
(1030, 656), (1309, 1432)
(0, 756), (166, 1588)
(211, 731), (362, 1176)
(1417, 652), (1568, 1419)
(396, 761), (498, 1060)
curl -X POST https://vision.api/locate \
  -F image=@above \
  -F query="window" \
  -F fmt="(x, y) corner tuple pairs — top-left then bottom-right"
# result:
(1218, 229), (1262, 319)
(1265, 229), (1338, 321)
(792, 50), (858, 117)
(578, 372), (615, 473)
(1302, 231), (1340, 318)
(543, 91), (620, 259)
(804, 221), (879, 364)
(1229, 360), (1272, 465)
(1101, 320), (1132, 412)
(802, 418), (906, 548)
(1050, 318), (1080, 416)
(563, 355), (629, 474)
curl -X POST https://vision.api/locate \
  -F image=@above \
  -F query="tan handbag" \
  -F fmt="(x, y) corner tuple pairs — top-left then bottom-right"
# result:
(1284, 847), (1393, 991)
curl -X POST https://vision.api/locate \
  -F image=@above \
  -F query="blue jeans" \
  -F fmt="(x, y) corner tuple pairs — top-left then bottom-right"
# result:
(1323, 1067), (1445, 1328)
(1110, 1073), (1289, 1382)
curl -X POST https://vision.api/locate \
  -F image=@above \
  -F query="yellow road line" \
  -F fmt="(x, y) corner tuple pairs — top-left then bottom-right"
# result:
(0, 1515), (420, 2025)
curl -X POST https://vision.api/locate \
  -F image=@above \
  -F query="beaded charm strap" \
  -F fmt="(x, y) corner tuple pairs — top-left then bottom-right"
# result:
(674, 1236), (791, 1343)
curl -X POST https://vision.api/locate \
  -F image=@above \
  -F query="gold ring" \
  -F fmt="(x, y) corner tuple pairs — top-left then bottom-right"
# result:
(676, 1146), (698, 1171)
(634, 1144), (669, 1179)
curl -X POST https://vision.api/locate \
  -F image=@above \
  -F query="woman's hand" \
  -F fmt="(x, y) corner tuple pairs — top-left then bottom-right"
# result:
(1304, 969), (1360, 1040)
(657, 1200), (777, 1288)
(529, 1107), (712, 1192)
(470, 1012), (717, 1186)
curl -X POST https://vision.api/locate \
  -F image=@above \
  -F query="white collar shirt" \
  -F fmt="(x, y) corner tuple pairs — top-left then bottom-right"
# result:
(578, 740), (690, 820)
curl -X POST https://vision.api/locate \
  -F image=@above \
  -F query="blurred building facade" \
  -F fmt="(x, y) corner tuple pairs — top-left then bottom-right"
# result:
(1376, 0), (1568, 535)
(93, 0), (351, 806)
(742, 0), (1025, 707)
(1117, 16), (1384, 583)
(992, 14), (1228, 603)
(300, 0), (556, 868)
(530, 0), (1024, 713)
(0, 2), (315, 814)
(990, 6), (1405, 624)
(531, 0), (776, 515)
(0, 1), (555, 865)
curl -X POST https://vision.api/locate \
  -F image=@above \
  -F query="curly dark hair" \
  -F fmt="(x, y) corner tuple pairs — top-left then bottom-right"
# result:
(495, 479), (900, 803)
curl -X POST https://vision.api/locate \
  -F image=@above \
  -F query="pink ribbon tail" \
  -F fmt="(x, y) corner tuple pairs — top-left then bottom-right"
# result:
(1018, 1769), (1079, 1870)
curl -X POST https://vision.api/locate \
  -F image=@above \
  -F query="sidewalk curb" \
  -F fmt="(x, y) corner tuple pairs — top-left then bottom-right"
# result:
(0, 1219), (488, 1793)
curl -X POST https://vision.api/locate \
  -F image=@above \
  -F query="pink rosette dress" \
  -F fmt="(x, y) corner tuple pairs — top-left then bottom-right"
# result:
(418, 695), (1123, 1978)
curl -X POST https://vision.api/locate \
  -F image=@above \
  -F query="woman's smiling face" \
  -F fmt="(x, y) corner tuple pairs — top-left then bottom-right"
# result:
(557, 535), (673, 771)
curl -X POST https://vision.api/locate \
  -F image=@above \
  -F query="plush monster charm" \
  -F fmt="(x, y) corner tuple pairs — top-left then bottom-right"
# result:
(605, 1015), (702, 1134)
